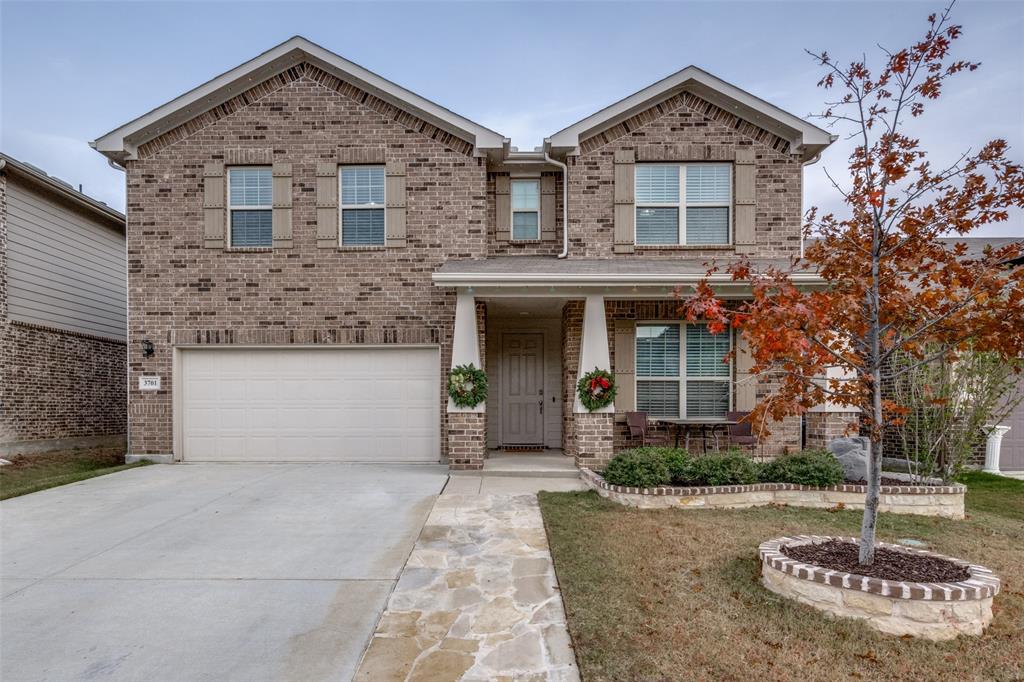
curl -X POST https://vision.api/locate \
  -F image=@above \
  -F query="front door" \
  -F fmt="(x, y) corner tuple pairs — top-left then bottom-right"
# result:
(502, 333), (544, 445)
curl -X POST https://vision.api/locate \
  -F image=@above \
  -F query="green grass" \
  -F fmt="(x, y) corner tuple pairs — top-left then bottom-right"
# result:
(539, 473), (1024, 682)
(956, 470), (1024, 522)
(0, 446), (149, 500)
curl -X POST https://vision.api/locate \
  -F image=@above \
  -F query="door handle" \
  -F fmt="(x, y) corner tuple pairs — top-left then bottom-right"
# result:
(539, 399), (544, 415)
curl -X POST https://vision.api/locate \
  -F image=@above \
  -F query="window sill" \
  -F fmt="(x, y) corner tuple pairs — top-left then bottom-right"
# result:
(224, 247), (274, 253)
(635, 244), (735, 251)
(506, 239), (544, 245)
(337, 245), (387, 252)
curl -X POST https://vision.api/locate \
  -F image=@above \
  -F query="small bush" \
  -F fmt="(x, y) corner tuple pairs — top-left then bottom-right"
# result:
(602, 448), (671, 488)
(661, 449), (696, 485)
(689, 450), (761, 486)
(760, 449), (844, 487)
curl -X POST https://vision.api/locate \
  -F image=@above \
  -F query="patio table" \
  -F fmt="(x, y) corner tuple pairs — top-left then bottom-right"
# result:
(652, 418), (737, 452)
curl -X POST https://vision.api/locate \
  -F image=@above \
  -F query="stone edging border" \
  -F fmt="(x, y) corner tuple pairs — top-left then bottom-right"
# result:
(579, 468), (964, 497)
(758, 535), (1000, 602)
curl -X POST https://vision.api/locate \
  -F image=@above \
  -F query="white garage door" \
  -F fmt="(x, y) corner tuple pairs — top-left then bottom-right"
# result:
(180, 347), (440, 462)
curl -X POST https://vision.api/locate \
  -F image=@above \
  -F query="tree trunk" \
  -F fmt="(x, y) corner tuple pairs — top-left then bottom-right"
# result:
(859, 375), (883, 565)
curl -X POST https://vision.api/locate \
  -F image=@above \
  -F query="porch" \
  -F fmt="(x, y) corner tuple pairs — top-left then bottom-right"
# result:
(437, 257), (845, 470)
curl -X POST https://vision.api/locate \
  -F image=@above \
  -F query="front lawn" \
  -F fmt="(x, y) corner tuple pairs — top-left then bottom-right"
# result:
(0, 446), (148, 500)
(539, 474), (1024, 681)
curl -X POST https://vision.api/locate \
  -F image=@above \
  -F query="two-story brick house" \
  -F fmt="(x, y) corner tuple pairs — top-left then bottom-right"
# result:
(91, 36), (845, 469)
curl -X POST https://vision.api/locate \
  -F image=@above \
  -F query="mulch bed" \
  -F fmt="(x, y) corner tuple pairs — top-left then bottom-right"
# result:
(781, 539), (970, 582)
(845, 476), (936, 486)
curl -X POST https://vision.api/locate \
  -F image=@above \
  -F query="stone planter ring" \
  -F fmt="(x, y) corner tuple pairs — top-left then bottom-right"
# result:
(759, 535), (1001, 641)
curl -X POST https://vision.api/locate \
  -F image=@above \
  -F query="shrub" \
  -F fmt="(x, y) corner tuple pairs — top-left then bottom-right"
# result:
(760, 449), (845, 487)
(661, 449), (696, 485)
(602, 448), (671, 488)
(689, 450), (761, 486)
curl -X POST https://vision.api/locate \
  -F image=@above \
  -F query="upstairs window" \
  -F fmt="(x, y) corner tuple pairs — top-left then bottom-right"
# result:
(636, 322), (731, 419)
(228, 167), (273, 247)
(340, 165), (385, 246)
(511, 179), (540, 240)
(635, 164), (731, 245)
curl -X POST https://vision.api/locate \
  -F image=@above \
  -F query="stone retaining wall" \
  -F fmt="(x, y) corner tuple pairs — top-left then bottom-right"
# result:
(758, 536), (999, 641)
(580, 469), (965, 518)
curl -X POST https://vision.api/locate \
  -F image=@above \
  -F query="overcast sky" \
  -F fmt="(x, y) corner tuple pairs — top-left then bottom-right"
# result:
(2, 0), (1022, 235)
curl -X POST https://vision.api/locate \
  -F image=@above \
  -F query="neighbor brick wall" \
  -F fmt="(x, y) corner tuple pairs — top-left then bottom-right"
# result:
(124, 62), (487, 457)
(568, 90), (803, 260)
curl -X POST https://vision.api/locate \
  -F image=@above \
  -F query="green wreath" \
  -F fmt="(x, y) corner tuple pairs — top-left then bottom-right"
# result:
(577, 367), (617, 412)
(448, 364), (488, 408)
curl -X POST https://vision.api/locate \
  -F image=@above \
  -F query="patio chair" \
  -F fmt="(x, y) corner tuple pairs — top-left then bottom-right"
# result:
(625, 411), (651, 446)
(726, 411), (756, 449)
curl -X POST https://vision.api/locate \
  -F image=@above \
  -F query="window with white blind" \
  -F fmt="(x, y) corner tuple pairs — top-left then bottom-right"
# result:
(636, 322), (731, 418)
(635, 164), (731, 245)
(511, 179), (540, 240)
(340, 166), (385, 246)
(228, 167), (273, 247)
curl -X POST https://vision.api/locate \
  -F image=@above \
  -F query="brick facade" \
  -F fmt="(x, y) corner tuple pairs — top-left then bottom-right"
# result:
(124, 63), (486, 457)
(805, 411), (860, 450)
(0, 171), (127, 452)
(568, 90), (802, 260)
(446, 413), (487, 470)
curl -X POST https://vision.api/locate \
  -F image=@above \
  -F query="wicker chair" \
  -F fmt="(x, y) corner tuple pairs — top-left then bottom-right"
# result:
(626, 411), (651, 446)
(726, 411), (756, 449)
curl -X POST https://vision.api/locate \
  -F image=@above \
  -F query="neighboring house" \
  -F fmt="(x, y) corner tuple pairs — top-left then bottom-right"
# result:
(0, 153), (127, 455)
(90, 36), (845, 469)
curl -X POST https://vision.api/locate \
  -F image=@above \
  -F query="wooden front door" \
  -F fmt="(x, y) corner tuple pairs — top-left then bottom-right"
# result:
(502, 333), (545, 445)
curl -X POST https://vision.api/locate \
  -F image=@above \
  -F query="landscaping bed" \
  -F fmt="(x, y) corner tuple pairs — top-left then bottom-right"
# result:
(538, 473), (1024, 681)
(0, 446), (147, 500)
(780, 538), (969, 582)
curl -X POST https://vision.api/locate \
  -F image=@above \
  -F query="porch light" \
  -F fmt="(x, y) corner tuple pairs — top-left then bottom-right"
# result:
(141, 339), (154, 358)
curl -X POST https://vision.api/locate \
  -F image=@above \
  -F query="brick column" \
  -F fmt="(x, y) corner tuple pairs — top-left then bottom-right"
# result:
(805, 412), (859, 450)
(575, 412), (614, 470)
(447, 413), (486, 470)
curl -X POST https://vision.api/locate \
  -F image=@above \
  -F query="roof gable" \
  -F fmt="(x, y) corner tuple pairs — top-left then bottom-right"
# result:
(92, 36), (507, 163)
(547, 66), (834, 161)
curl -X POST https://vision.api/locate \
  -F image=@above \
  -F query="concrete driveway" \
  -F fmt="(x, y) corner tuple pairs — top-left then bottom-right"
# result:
(1, 463), (448, 681)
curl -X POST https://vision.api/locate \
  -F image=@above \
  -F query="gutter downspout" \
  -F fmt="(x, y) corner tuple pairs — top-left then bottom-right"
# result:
(800, 149), (826, 259)
(544, 151), (569, 259)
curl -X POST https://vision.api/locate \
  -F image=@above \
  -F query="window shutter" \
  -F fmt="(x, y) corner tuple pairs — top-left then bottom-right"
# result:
(271, 162), (292, 248)
(203, 163), (225, 249)
(614, 319), (636, 416)
(734, 328), (756, 412)
(495, 175), (511, 242)
(385, 161), (407, 247)
(316, 162), (338, 248)
(540, 174), (557, 241)
(734, 148), (756, 249)
(613, 150), (635, 254)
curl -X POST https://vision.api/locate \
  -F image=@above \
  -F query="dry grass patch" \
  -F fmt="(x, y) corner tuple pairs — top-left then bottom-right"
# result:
(539, 475), (1024, 682)
(0, 446), (147, 500)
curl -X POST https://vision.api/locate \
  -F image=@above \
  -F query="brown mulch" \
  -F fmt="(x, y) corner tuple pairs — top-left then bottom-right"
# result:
(781, 539), (970, 582)
(845, 476), (936, 486)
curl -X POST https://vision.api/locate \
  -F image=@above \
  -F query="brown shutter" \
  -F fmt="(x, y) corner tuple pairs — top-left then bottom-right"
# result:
(495, 175), (511, 242)
(272, 162), (292, 248)
(540, 174), (557, 241)
(203, 163), (225, 249)
(734, 148), (756, 250)
(614, 319), (636, 416)
(613, 150), (635, 254)
(734, 328), (756, 412)
(316, 163), (338, 248)
(385, 161), (407, 247)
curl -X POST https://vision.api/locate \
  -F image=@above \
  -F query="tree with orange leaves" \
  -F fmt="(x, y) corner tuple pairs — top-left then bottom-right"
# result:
(684, 3), (1024, 565)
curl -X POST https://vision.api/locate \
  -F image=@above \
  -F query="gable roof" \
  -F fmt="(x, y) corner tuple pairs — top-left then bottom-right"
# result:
(91, 36), (508, 163)
(0, 152), (124, 229)
(546, 65), (835, 161)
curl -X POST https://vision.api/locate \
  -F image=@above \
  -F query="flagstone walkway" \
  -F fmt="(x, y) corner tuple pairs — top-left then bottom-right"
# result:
(354, 493), (580, 681)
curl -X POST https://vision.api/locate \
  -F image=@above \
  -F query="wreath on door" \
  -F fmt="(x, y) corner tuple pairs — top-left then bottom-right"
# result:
(577, 367), (617, 412)
(448, 364), (488, 408)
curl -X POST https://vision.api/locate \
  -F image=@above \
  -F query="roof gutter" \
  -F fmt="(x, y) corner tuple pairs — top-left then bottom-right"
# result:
(543, 147), (569, 259)
(432, 271), (826, 286)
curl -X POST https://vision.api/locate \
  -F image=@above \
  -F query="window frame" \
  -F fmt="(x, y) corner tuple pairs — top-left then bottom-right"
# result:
(510, 177), (541, 241)
(634, 163), (733, 246)
(338, 164), (387, 247)
(226, 165), (273, 248)
(634, 321), (733, 419)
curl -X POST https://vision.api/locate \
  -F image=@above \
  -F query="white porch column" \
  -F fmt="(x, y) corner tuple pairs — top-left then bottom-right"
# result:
(575, 294), (613, 413)
(983, 425), (1010, 474)
(449, 289), (484, 413)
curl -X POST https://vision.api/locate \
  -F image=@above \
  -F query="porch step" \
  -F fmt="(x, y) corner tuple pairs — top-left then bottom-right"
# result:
(452, 453), (582, 479)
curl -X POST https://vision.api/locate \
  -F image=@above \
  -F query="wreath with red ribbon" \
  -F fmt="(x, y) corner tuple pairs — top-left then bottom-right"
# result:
(576, 367), (617, 412)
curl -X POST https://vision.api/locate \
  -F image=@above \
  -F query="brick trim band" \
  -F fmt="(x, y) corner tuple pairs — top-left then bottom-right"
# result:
(758, 535), (1000, 602)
